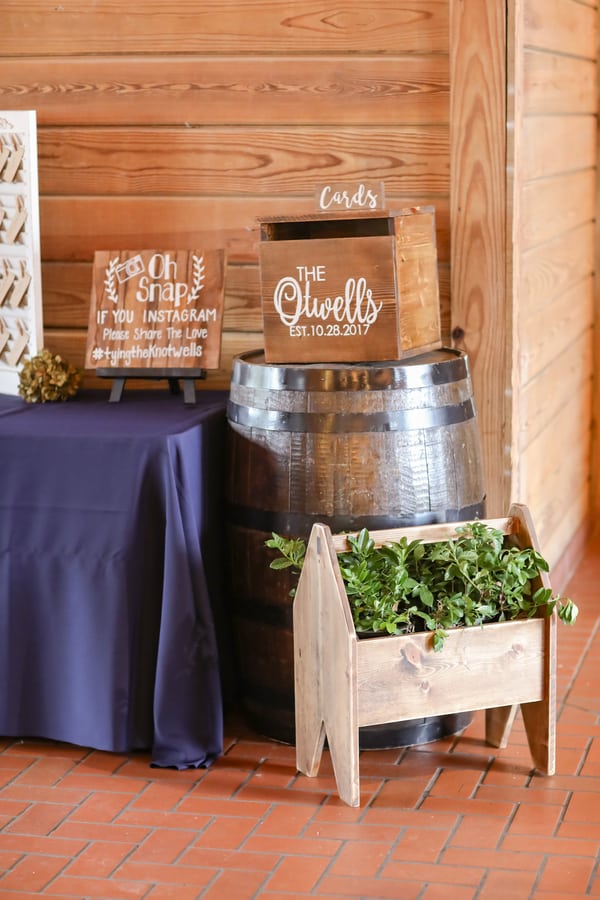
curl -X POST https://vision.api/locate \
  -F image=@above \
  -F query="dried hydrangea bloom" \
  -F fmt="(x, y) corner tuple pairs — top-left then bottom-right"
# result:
(18, 348), (82, 403)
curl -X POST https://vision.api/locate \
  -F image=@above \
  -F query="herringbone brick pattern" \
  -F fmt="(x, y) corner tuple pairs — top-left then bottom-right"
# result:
(1, 534), (599, 898)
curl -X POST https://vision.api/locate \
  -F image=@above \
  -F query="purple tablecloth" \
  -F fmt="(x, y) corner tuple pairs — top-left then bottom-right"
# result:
(0, 388), (228, 768)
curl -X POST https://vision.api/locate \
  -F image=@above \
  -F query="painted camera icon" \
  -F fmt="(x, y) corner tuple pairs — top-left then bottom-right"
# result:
(115, 255), (145, 284)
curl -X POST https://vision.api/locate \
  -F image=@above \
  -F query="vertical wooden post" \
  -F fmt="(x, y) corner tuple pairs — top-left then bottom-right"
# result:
(450, 0), (510, 516)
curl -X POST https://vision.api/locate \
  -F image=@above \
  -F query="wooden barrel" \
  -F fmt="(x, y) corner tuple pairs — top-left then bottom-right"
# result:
(226, 348), (485, 746)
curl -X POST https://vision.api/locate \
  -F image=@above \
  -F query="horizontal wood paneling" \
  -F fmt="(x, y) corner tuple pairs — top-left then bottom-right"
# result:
(3, 1), (449, 55)
(522, 394), (591, 569)
(524, 0), (598, 58)
(519, 169), (597, 249)
(38, 196), (451, 263)
(528, 466), (590, 571)
(519, 222), (595, 313)
(518, 275), (594, 383)
(511, 0), (598, 566)
(0, 57), (449, 126)
(37, 126), (450, 196)
(520, 376), (592, 539)
(523, 50), (597, 115)
(518, 328), (593, 449)
(520, 115), (596, 180)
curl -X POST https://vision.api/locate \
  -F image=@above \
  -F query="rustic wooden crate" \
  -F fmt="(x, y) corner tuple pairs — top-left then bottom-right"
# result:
(293, 504), (556, 807)
(258, 206), (442, 364)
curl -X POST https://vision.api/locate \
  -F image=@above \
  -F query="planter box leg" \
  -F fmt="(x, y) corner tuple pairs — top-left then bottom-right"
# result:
(295, 715), (326, 779)
(521, 698), (555, 775)
(294, 534), (326, 778)
(294, 523), (361, 807)
(486, 705), (519, 748)
(327, 721), (360, 808)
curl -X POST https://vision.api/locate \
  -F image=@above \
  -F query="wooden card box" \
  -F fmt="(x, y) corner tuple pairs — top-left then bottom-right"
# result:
(293, 504), (556, 807)
(258, 207), (442, 365)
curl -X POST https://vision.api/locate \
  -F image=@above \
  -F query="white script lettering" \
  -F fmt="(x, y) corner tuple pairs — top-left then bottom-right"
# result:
(272, 276), (382, 327)
(319, 183), (379, 211)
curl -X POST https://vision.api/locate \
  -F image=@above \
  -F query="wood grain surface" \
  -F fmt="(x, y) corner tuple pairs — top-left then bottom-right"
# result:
(0, 58), (449, 127)
(2, 1), (449, 55)
(450, 0), (507, 515)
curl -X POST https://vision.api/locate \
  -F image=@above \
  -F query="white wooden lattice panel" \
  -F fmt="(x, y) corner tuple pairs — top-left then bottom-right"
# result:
(0, 111), (43, 395)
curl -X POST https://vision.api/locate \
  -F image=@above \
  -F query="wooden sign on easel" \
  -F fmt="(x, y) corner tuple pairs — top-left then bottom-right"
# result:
(86, 249), (225, 401)
(0, 111), (43, 395)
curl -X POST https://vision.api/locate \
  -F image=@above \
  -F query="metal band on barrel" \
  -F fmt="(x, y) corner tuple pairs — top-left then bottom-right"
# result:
(227, 397), (475, 433)
(227, 501), (487, 536)
(232, 349), (469, 392)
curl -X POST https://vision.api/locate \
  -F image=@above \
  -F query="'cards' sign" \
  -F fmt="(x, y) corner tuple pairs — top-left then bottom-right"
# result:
(315, 180), (386, 212)
(85, 249), (225, 371)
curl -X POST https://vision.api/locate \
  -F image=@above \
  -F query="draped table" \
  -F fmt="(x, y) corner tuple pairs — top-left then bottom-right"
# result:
(0, 388), (229, 768)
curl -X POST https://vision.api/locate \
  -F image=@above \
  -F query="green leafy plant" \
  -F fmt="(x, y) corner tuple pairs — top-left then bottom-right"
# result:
(265, 522), (578, 651)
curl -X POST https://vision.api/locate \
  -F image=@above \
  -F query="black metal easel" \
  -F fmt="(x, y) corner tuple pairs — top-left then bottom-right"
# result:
(96, 367), (207, 405)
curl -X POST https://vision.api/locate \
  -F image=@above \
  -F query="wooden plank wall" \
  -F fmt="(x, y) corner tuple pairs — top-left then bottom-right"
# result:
(509, 0), (598, 567)
(1, 1), (452, 391)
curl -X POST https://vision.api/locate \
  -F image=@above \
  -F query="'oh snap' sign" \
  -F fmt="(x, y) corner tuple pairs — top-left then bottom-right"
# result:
(85, 249), (225, 371)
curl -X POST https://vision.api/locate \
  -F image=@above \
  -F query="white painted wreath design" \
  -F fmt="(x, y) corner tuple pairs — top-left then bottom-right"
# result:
(188, 254), (206, 303)
(104, 257), (121, 304)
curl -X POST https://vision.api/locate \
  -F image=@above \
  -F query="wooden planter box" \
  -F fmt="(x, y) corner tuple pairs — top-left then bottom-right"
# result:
(258, 206), (441, 364)
(293, 504), (556, 807)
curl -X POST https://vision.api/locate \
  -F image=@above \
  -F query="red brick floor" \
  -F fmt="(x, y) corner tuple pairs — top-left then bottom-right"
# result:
(1, 534), (599, 898)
